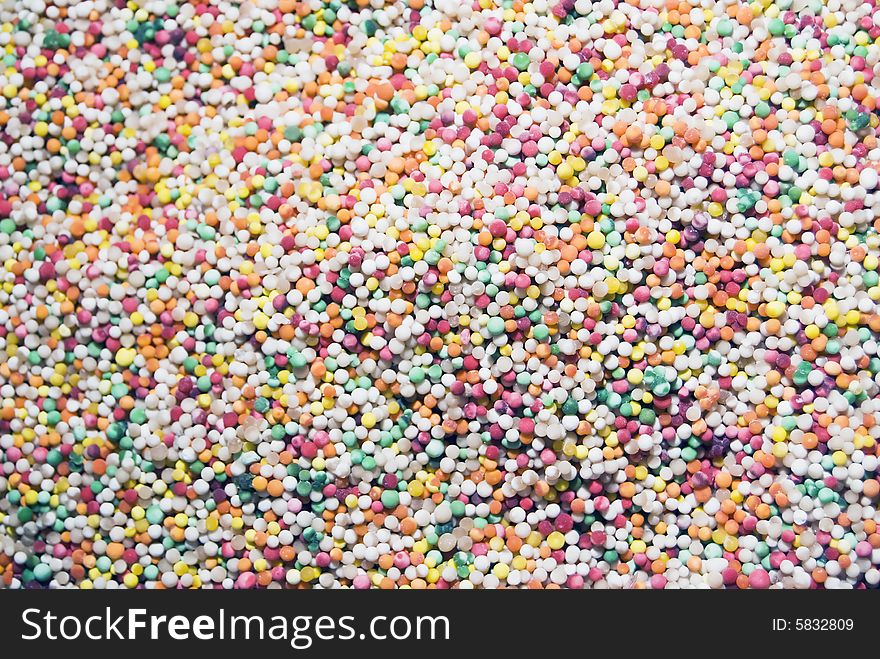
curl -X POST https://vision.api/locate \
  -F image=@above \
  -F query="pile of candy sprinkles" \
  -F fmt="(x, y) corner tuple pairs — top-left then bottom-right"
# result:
(2, 0), (880, 591)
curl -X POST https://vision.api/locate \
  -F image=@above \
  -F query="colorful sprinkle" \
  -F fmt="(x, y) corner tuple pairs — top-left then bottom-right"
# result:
(1, 0), (880, 590)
